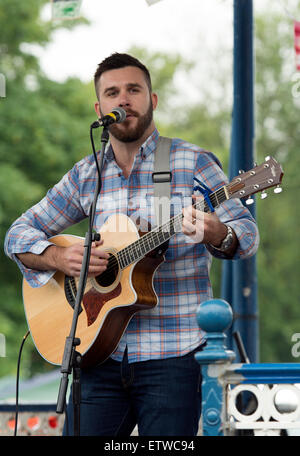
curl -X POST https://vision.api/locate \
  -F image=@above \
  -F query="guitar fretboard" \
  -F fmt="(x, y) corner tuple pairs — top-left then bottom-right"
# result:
(116, 184), (228, 269)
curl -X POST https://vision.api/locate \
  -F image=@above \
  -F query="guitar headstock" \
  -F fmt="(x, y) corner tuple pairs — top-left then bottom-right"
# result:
(226, 156), (284, 204)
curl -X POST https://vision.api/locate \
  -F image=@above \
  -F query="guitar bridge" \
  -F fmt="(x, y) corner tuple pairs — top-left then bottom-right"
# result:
(64, 275), (83, 314)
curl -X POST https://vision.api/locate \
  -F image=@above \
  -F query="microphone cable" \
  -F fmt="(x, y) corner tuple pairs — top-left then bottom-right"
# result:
(14, 330), (30, 436)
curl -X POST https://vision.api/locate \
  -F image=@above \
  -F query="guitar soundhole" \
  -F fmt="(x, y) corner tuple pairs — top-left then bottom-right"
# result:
(95, 253), (119, 288)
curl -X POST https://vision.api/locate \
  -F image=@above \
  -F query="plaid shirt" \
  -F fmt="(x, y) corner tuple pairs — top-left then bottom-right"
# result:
(4, 128), (259, 363)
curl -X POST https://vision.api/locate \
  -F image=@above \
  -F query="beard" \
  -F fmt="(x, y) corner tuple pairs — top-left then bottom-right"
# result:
(107, 101), (154, 143)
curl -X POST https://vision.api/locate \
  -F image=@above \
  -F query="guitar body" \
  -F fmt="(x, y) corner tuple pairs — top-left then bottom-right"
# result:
(22, 214), (165, 368)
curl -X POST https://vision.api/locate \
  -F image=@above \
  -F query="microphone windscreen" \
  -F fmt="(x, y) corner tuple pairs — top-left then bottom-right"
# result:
(112, 107), (126, 123)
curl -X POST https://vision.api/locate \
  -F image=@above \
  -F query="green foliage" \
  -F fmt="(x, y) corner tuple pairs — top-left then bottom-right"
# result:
(0, 0), (93, 378)
(254, 13), (300, 362)
(0, 0), (51, 55)
(0, 1), (299, 381)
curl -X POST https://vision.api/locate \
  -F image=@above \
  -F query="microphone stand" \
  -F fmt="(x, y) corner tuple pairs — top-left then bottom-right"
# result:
(56, 124), (109, 436)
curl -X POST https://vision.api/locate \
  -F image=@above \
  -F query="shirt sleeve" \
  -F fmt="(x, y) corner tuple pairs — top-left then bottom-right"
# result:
(194, 150), (259, 260)
(4, 163), (87, 287)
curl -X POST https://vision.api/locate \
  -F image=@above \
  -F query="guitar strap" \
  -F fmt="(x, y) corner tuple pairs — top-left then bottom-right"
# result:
(152, 136), (172, 251)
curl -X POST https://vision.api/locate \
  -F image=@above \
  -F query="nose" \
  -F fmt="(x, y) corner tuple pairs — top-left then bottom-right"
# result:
(118, 89), (131, 109)
(119, 100), (130, 109)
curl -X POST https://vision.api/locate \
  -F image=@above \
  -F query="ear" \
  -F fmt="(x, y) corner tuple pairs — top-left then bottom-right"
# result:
(94, 101), (101, 117)
(151, 92), (158, 111)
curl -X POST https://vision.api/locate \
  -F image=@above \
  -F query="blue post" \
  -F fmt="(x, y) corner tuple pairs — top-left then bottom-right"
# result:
(195, 299), (235, 436)
(221, 0), (258, 363)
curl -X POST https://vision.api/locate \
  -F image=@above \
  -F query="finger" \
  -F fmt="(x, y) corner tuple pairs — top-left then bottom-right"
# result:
(184, 222), (204, 243)
(88, 263), (107, 272)
(188, 204), (205, 222)
(182, 206), (195, 224)
(87, 263), (108, 277)
(182, 217), (196, 234)
(182, 211), (204, 242)
(93, 238), (104, 247)
(193, 208), (205, 221)
(191, 194), (204, 204)
(183, 205), (203, 227)
(69, 258), (107, 278)
(184, 205), (203, 221)
(90, 248), (110, 260)
(193, 219), (205, 242)
(89, 256), (109, 267)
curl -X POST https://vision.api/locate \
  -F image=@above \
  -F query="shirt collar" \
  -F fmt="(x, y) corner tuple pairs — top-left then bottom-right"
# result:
(104, 128), (160, 162)
(140, 128), (159, 159)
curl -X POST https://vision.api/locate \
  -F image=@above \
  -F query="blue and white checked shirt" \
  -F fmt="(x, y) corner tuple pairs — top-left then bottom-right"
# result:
(4, 128), (259, 363)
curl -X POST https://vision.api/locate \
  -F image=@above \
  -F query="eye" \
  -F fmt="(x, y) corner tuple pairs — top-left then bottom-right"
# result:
(104, 88), (118, 97)
(129, 86), (140, 93)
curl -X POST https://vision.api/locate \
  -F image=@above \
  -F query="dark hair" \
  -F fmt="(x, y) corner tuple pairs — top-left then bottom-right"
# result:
(94, 52), (152, 94)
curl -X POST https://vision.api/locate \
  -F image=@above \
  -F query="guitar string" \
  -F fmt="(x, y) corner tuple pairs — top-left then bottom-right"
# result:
(83, 203), (202, 288)
(116, 184), (228, 265)
(105, 185), (226, 274)
(94, 161), (276, 277)
(91, 185), (228, 278)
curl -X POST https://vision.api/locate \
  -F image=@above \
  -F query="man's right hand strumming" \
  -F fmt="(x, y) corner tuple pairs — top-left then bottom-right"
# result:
(16, 239), (109, 278)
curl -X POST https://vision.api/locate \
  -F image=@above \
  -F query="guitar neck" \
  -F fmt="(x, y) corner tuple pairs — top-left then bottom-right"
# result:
(117, 185), (228, 269)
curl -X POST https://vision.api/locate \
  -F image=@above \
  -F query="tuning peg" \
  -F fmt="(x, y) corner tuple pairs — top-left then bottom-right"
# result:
(274, 185), (282, 194)
(261, 190), (268, 199)
(239, 169), (245, 174)
(246, 196), (254, 205)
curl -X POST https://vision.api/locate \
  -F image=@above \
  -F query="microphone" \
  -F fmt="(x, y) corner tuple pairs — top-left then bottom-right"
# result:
(91, 107), (126, 129)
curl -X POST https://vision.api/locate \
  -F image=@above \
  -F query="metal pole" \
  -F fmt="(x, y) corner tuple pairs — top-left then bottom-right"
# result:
(221, 0), (258, 362)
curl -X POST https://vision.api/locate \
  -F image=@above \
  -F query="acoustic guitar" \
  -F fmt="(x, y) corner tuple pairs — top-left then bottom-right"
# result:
(22, 157), (283, 368)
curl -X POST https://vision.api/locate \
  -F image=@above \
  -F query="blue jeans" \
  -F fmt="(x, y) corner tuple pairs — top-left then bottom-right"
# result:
(64, 346), (202, 436)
